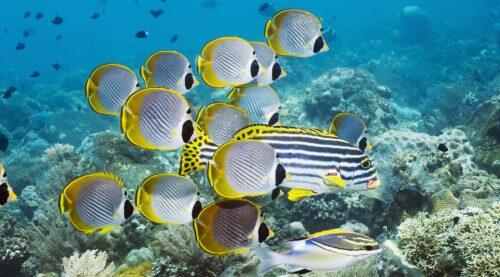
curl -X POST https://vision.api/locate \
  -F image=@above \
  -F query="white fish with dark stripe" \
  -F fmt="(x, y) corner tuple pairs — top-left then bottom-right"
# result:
(121, 88), (195, 150)
(197, 37), (262, 87)
(255, 229), (381, 274)
(85, 64), (138, 115)
(265, 9), (329, 57)
(135, 173), (202, 224)
(228, 86), (281, 125)
(329, 112), (370, 152)
(141, 51), (199, 94)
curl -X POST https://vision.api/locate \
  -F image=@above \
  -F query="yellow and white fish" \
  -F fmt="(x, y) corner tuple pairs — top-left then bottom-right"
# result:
(135, 173), (202, 224)
(265, 9), (328, 57)
(242, 42), (286, 87)
(59, 172), (135, 234)
(193, 199), (274, 255)
(197, 37), (262, 87)
(179, 125), (380, 201)
(255, 229), (381, 274)
(85, 64), (138, 115)
(0, 164), (17, 206)
(140, 51), (199, 94)
(208, 140), (288, 200)
(329, 112), (371, 152)
(195, 102), (251, 146)
(120, 88), (196, 150)
(227, 86), (281, 125)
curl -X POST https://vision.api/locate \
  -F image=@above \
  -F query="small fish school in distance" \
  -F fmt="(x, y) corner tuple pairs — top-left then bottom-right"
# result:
(3, 9), (383, 274)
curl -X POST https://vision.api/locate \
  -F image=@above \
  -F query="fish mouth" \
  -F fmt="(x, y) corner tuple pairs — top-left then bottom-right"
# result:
(366, 178), (380, 189)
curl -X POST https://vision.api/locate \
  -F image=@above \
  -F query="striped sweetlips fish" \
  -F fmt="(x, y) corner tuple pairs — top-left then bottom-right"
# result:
(179, 125), (380, 201)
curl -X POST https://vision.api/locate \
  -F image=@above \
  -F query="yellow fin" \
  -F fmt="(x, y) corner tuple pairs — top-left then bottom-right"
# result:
(140, 65), (153, 87)
(68, 209), (97, 234)
(226, 87), (244, 104)
(323, 174), (346, 189)
(142, 51), (188, 87)
(98, 226), (115, 235)
(287, 188), (316, 202)
(179, 126), (213, 176)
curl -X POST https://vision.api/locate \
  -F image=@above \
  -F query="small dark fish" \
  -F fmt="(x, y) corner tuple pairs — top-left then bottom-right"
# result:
(2, 28), (8, 34)
(133, 0), (140, 6)
(52, 63), (61, 71)
(15, 43), (26, 50)
(258, 2), (270, 12)
(149, 9), (164, 18)
(160, 0), (167, 2)
(36, 12), (44, 20)
(52, 16), (63, 25)
(437, 143), (448, 153)
(56, 34), (63, 41)
(3, 87), (16, 99)
(170, 34), (178, 43)
(24, 11), (31, 19)
(135, 31), (148, 38)
(31, 71), (41, 78)
(22, 30), (30, 37)
(91, 12), (100, 19)
(201, 0), (218, 9)
(0, 132), (8, 152)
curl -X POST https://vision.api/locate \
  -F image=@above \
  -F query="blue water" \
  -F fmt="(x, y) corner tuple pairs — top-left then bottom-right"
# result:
(1, 0), (499, 276)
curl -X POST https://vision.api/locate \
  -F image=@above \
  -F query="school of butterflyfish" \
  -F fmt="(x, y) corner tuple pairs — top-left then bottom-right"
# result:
(57, 9), (382, 274)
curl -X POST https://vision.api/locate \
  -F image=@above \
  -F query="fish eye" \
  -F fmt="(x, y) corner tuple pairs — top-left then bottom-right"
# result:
(196, 191), (201, 196)
(361, 158), (372, 169)
(253, 50), (256, 55)
(188, 64), (192, 68)
(2, 171), (6, 177)
(274, 54), (278, 59)
(187, 108), (192, 114)
(365, 245), (374, 251)
(124, 190), (128, 196)
(320, 27), (323, 32)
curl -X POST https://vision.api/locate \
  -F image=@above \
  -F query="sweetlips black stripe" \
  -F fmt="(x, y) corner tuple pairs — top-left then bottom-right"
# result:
(256, 134), (346, 145)
(277, 151), (364, 163)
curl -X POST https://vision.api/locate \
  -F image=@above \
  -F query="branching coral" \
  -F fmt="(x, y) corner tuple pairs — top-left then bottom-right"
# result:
(397, 202), (500, 276)
(62, 250), (115, 277)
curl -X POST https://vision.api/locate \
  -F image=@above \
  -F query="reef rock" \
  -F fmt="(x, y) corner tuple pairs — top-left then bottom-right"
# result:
(464, 95), (500, 177)
(303, 68), (398, 134)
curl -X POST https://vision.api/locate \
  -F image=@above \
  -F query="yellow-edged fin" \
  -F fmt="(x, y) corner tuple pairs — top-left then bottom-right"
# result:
(265, 17), (290, 56)
(140, 66), (153, 87)
(232, 125), (338, 141)
(226, 87), (243, 104)
(9, 190), (17, 201)
(287, 188), (316, 202)
(328, 112), (366, 135)
(193, 199), (257, 255)
(121, 88), (185, 151)
(179, 126), (213, 176)
(323, 174), (346, 189)
(98, 226), (115, 235)
(86, 64), (136, 116)
(68, 209), (97, 234)
(307, 228), (349, 239)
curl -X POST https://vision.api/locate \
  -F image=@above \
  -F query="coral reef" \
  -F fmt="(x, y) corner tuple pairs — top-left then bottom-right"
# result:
(62, 250), (115, 277)
(464, 95), (500, 177)
(397, 202), (500, 276)
(303, 68), (398, 134)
